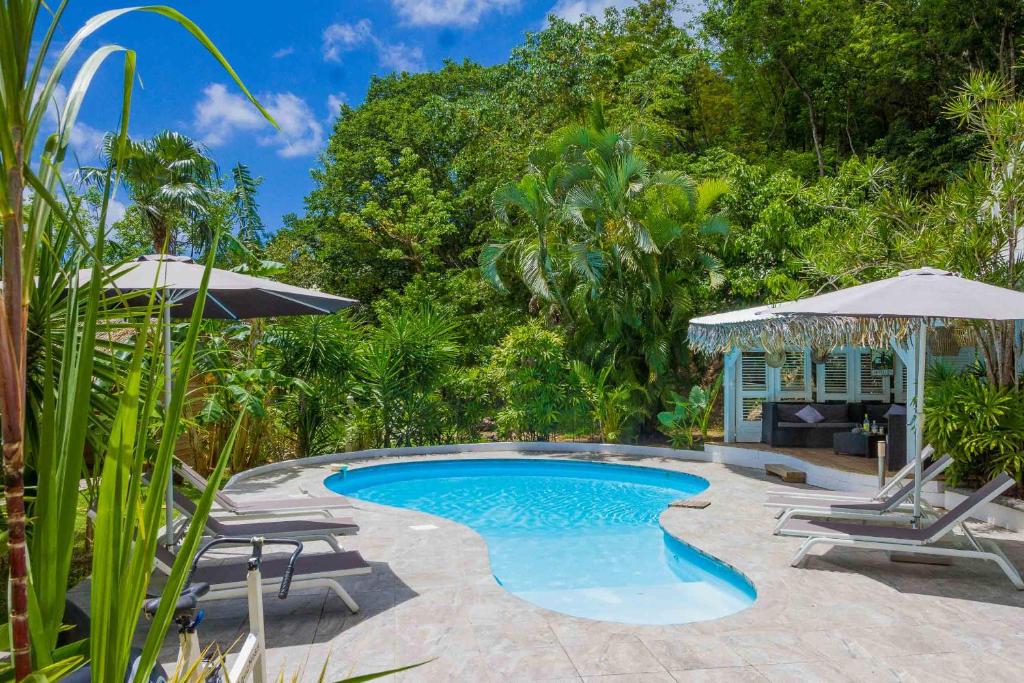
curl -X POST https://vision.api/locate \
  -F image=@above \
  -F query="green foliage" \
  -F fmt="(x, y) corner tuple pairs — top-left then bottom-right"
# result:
(925, 369), (1024, 487)
(487, 322), (575, 440)
(353, 307), (461, 448)
(657, 376), (722, 448)
(88, 130), (218, 255)
(570, 362), (643, 442)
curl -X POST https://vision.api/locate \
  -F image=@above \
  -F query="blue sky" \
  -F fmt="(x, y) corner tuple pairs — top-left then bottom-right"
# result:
(56, 1), (695, 231)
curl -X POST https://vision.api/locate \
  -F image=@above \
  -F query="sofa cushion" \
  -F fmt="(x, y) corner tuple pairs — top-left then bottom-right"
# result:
(776, 403), (805, 421)
(795, 404), (825, 423)
(816, 403), (851, 422)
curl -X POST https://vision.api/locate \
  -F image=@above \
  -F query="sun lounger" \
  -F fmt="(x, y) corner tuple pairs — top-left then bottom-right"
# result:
(782, 472), (1023, 589)
(172, 489), (358, 552)
(768, 453), (951, 532)
(152, 544), (370, 613)
(765, 445), (935, 502)
(174, 459), (351, 518)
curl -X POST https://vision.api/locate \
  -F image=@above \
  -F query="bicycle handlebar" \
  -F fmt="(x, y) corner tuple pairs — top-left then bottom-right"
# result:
(185, 536), (304, 600)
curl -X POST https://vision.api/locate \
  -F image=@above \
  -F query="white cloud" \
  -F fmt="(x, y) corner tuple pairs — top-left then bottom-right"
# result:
(550, 0), (699, 25)
(41, 82), (106, 161)
(322, 19), (373, 62)
(550, 0), (633, 22)
(262, 92), (324, 157)
(66, 121), (106, 160)
(321, 19), (425, 73)
(106, 196), (127, 223)
(326, 92), (348, 118)
(193, 83), (323, 158)
(390, 0), (520, 27)
(377, 42), (425, 73)
(272, 46), (295, 59)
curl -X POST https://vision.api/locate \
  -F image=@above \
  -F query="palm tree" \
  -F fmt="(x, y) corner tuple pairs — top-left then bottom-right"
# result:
(230, 161), (265, 248)
(480, 154), (576, 324)
(97, 130), (217, 254)
(482, 102), (730, 405)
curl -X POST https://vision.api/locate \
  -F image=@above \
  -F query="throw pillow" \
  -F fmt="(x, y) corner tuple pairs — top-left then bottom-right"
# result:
(795, 404), (825, 424)
(883, 404), (907, 419)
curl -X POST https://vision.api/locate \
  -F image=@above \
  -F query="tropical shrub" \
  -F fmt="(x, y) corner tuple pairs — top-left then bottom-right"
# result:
(353, 307), (460, 447)
(657, 376), (722, 448)
(925, 367), (1024, 489)
(487, 322), (574, 440)
(570, 361), (643, 442)
(264, 313), (361, 457)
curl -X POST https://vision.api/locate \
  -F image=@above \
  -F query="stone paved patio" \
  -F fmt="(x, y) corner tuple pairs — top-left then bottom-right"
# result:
(162, 451), (1024, 681)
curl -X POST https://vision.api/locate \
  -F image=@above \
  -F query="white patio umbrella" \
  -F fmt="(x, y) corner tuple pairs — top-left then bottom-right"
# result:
(756, 266), (1024, 523)
(82, 254), (358, 543)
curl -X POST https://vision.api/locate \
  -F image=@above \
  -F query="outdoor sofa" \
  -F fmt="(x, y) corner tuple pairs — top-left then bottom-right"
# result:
(761, 401), (907, 466)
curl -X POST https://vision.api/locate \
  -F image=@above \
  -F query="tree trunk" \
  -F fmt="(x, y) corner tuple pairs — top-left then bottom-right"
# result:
(2, 127), (33, 679)
(779, 60), (826, 177)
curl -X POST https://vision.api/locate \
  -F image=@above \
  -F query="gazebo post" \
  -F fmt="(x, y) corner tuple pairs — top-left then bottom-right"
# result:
(723, 349), (740, 442)
(910, 321), (928, 524)
(891, 337), (918, 478)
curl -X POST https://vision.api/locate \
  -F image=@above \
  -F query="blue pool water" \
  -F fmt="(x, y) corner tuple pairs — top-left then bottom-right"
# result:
(324, 458), (756, 624)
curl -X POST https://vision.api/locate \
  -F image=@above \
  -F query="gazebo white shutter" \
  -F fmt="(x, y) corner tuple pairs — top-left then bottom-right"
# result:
(775, 350), (811, 401)
(737, 351), (767, 441)
(854, 350), (889, 402)
(816, 351), (849, 401)
(894, 356), (907, 402)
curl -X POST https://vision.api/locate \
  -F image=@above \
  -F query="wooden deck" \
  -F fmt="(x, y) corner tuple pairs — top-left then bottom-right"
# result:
(708, 440), (887, 475)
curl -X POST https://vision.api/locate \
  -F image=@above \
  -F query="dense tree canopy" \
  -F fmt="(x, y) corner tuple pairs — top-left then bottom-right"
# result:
(86, 0), (1009, 455)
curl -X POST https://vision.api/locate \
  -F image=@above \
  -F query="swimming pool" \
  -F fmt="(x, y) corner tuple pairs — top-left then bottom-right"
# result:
(324, 458), (756, 624)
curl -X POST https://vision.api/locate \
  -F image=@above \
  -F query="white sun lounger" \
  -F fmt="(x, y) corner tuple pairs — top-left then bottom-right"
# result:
(768, 453), (951, 533)
(765, 445), (935, 503)
(174, 459), (351, 519)
(153, 543), (370, 613)
(782, 472), (1023, 589)
(171, 489), (358, 553)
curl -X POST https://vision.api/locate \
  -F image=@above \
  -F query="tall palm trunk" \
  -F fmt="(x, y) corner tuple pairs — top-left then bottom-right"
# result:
(1, 124), (32, 680)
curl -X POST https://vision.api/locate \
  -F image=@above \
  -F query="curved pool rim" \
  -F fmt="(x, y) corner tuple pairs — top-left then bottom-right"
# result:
(324, 456), (757, 625)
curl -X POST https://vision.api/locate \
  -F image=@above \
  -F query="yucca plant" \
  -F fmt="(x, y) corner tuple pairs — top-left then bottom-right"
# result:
(0, 1), (271, 679)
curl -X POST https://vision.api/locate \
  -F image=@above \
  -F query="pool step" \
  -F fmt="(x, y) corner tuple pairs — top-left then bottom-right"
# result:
(669, 498), (710, 509)
(764, 463), (806, 484)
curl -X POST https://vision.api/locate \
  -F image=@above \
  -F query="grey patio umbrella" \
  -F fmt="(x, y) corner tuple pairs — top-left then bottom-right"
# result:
(756, 266), (1024, 522)
(82, 254), (358, 543)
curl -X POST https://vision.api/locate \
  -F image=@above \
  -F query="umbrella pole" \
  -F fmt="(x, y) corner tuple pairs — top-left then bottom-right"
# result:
(163, 304), (175, 546)
(912, 320), (927, 525)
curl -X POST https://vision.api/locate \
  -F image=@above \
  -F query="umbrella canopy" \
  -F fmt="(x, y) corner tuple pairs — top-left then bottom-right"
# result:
(81, 253), (357, 544)
(82, 254), (357, 319)
(690, 268), (1024, 354)
(760, 267), (1024, 322)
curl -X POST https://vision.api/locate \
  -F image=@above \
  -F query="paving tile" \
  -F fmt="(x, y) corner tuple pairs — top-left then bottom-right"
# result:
(640, 634), (746, 671)
(669, 666), (767, 682)
(887, 651), (1023, 682)
(753, 660), (852, 682)
(560, 633), (666, 677)
(582, 674), (677, 682)
(481, 644), (581, 681)
(720, 631), (826, 667)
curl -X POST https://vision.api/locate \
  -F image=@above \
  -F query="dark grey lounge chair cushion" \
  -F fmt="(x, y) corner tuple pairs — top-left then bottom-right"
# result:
(189, 550), (369, 586)
(206, 517), (359, 536)
(783, 472), (1014, 543)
